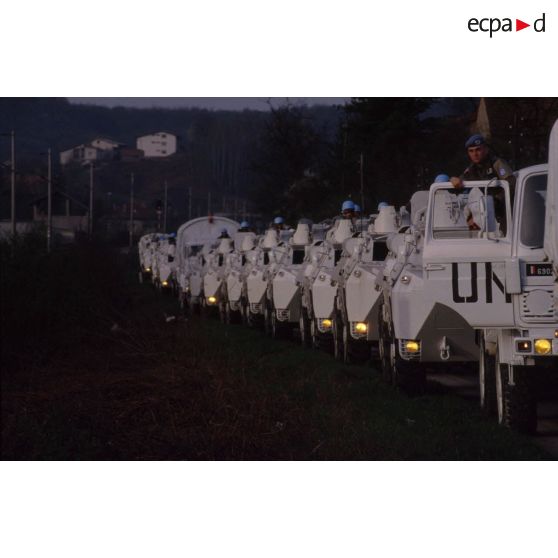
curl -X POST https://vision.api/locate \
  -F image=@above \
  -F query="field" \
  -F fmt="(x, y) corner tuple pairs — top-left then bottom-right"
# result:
(0, 240), (549, 460)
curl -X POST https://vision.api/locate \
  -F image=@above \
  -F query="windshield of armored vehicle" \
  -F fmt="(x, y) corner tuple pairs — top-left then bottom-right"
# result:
(189, 244), (203, 256)
(292, 249), (305, 265)
(432, 186), (507, 239)
(373, 241), (389, 261)
(520, 173), (547, 248)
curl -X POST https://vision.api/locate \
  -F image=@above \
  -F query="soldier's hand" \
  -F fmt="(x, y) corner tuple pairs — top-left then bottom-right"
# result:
(450, 177), (463, 189)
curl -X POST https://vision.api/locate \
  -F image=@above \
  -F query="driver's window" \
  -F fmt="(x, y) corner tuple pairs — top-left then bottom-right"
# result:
(432, 187), (507, 239)
(520, 174), (547, 248)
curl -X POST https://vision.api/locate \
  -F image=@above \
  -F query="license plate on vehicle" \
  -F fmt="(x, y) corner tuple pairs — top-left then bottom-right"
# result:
(526, 263), (553, 277)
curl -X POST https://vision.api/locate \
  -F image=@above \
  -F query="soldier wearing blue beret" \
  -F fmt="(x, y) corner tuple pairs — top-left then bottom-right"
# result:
(450, 134), (515, 233)
(450, 134), (514, 188)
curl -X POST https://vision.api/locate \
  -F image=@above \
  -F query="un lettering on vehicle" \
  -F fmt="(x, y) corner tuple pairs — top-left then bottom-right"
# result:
(451, 262), (512, 304)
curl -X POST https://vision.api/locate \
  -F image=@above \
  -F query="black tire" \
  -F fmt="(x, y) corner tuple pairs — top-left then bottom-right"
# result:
(263, 299), (272, 336)
(378, 304), (392, 383)
(496, 354), (537, 434)
(240, 300), (249, 326)
(479, 333), (497, 416)
(332, 312), (343, 361)
(219, 302), (227, 324)
(299, 307), (311, 348)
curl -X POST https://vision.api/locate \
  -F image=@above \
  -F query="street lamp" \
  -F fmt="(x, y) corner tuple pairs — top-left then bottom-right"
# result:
(0, 130), (15, 236)
(82, 161), (94, 238)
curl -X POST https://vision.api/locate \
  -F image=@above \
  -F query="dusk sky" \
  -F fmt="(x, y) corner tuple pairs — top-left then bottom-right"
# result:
(68, 97), (349, 111)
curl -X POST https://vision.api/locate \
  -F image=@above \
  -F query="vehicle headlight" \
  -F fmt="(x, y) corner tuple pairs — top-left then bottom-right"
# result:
(207, 296), (217, 305)
(354, 322), (368, 334)
(404, 340), (420, 353)
(321, 319), (332, 329)
(162, 280), (169, 287)
(146, 267), (151, 272)
(534, 339), (551, 355)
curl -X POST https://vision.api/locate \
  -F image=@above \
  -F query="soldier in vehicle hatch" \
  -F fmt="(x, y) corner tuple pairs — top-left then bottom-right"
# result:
(450, 134), (515, 233)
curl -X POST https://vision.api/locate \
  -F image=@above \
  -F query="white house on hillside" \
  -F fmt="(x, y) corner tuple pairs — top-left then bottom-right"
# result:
(90, 137), (123, 152)
(60, 137), (124, 166)
(60, 144), (106, 166)
(136, 131), (177, 158)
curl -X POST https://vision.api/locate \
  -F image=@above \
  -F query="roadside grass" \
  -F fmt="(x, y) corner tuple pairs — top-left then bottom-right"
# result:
(1, 242), (549, 460)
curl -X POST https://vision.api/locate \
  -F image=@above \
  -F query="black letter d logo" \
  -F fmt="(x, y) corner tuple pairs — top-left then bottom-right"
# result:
(534, 13), (545, 32)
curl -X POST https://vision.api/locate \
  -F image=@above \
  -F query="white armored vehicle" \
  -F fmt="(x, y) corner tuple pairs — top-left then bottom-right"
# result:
(138, 233), (158, 282)
(202, 231), (235, 315)
(332, 204), (395, 363)
(269, 219), (314, 339)
(152, 233), (177, 291)
(244, 220), (291, 328)
(378, 186), (480, 393)
(380, 123), (558, 432)
(302, 209), (355, 350)
(175, 216), (239, 313)
(223, 223), (258, 323)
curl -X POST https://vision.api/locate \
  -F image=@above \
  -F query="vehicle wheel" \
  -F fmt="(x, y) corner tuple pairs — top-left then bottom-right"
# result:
(310, 317), (319, 349)
(496, 349), (537, 434)
(264, 300), (272, 336)
(240, 300), (248, 325)
(479, 332), (496, 416)
(342, 321), (351, 364)
(299, 307), (311, 348)
(219, 302), (227, 324)
(271, 309), (278, 338)
(378, 304), (392, 383)
(332, 313), (343, 361)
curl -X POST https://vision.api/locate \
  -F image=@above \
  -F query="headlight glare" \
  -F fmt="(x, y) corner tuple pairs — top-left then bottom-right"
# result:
(534, 339), (551, 355)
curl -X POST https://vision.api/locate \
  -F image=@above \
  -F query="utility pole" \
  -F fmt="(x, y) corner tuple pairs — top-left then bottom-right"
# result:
(47, 148), (52, 253)
(10, 130), (16, 236)
(129, 172), (134, 250)
(188, 187), (192, 220)
(163, 180), (168, 233)
(88, 163), (94, 238)
(360, 152), (364, 215)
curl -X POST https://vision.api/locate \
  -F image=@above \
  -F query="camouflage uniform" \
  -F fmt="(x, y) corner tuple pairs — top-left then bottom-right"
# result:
(461, 155), (514, 184)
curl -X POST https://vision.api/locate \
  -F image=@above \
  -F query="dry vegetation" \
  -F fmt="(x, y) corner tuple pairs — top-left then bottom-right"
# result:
(1, 241), (549, 460)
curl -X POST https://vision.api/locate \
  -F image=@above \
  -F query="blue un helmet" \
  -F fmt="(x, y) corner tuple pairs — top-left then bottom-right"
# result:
(354, 203), (361, 213)
(377, 201), (389, 211)
(434, 174), (450, 183)
(341, 200), (355, 212)
(273, 216), (284, 225)
(240, 221), (250, 229)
